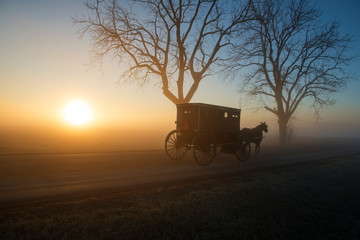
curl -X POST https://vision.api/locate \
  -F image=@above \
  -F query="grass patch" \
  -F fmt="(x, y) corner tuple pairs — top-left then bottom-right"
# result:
(1, 155), (360, 240)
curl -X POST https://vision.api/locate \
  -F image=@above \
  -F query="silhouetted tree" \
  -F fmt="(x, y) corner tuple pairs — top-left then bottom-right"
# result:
(229, 0), (354, 145)
(73, 0), (252, 104)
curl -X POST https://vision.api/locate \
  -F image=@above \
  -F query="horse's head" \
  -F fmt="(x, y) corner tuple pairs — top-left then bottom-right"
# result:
(260, 122), (268, 133)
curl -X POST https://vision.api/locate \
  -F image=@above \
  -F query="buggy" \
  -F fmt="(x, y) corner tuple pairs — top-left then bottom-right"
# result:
(165, 103), (251, 166)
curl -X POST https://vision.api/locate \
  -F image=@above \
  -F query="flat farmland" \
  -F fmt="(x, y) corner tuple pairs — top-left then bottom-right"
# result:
(1, 138), (359, 239)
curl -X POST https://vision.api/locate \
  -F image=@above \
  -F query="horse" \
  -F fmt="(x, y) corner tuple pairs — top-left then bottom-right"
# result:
(240, 122), (268, 158)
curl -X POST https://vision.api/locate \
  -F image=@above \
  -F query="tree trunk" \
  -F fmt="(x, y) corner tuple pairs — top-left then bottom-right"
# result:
(278, 118), (288, 146)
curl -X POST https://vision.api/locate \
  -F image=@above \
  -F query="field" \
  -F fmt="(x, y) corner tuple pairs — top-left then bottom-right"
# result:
(1, 152), (359, 240)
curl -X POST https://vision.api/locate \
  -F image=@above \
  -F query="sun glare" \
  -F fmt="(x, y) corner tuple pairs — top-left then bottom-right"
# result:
(63, 100), (93, 126)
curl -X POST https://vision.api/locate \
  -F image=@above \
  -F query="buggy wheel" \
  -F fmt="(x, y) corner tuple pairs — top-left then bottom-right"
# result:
(192, 134), (216, 166)
(236, 139), (251, 162)
(165, 130), (187, 160)
(215, 144), (222, 157)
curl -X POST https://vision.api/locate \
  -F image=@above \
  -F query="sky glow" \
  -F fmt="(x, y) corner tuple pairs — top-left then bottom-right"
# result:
(0, 0), (359, 153)
(63, 100), (93, 126)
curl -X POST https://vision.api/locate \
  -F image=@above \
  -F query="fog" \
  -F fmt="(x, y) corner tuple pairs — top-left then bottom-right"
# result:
(1, 119), (359, 155)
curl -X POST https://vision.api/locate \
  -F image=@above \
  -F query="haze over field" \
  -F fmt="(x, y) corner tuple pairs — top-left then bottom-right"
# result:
(1, 0), (360, 154)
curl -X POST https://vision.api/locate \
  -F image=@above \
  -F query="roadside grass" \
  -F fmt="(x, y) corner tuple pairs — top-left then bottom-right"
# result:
(1, 154), (360, 240)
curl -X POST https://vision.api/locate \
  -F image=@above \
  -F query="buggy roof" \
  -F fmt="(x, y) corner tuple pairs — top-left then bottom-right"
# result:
(176, 103), (240, 112)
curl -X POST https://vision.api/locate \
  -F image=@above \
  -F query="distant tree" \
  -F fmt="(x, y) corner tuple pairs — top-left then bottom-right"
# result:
(73, 0), (252, 104)
(229, 0), (355, 145)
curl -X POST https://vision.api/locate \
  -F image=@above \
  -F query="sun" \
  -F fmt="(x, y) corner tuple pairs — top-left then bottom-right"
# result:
(63, 100), (93, 126)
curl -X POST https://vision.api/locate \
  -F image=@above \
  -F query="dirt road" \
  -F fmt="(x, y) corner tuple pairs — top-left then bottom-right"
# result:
(1, 138), (359, 203)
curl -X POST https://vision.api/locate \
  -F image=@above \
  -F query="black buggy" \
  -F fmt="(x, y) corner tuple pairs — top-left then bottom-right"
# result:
(165, 103), (251, 166)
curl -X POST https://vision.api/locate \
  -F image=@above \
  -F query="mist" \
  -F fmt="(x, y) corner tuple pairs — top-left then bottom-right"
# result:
(1, 118), (359, 155)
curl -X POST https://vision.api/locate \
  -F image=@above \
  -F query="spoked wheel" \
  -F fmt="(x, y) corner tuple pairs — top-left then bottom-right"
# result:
(215, 144), (222, 157)
(192, 134), (217, 166)
(236, 139), (251, 162)
(165, 130), (187, 160)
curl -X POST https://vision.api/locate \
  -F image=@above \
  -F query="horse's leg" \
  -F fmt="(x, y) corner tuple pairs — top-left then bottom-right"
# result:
(254, 142), (260, 158)
(256, 143), (261, 154)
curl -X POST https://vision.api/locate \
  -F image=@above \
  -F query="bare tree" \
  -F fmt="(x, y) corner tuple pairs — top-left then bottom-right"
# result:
(229, 0), (355, 145)
(73, 0), (252, 104)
